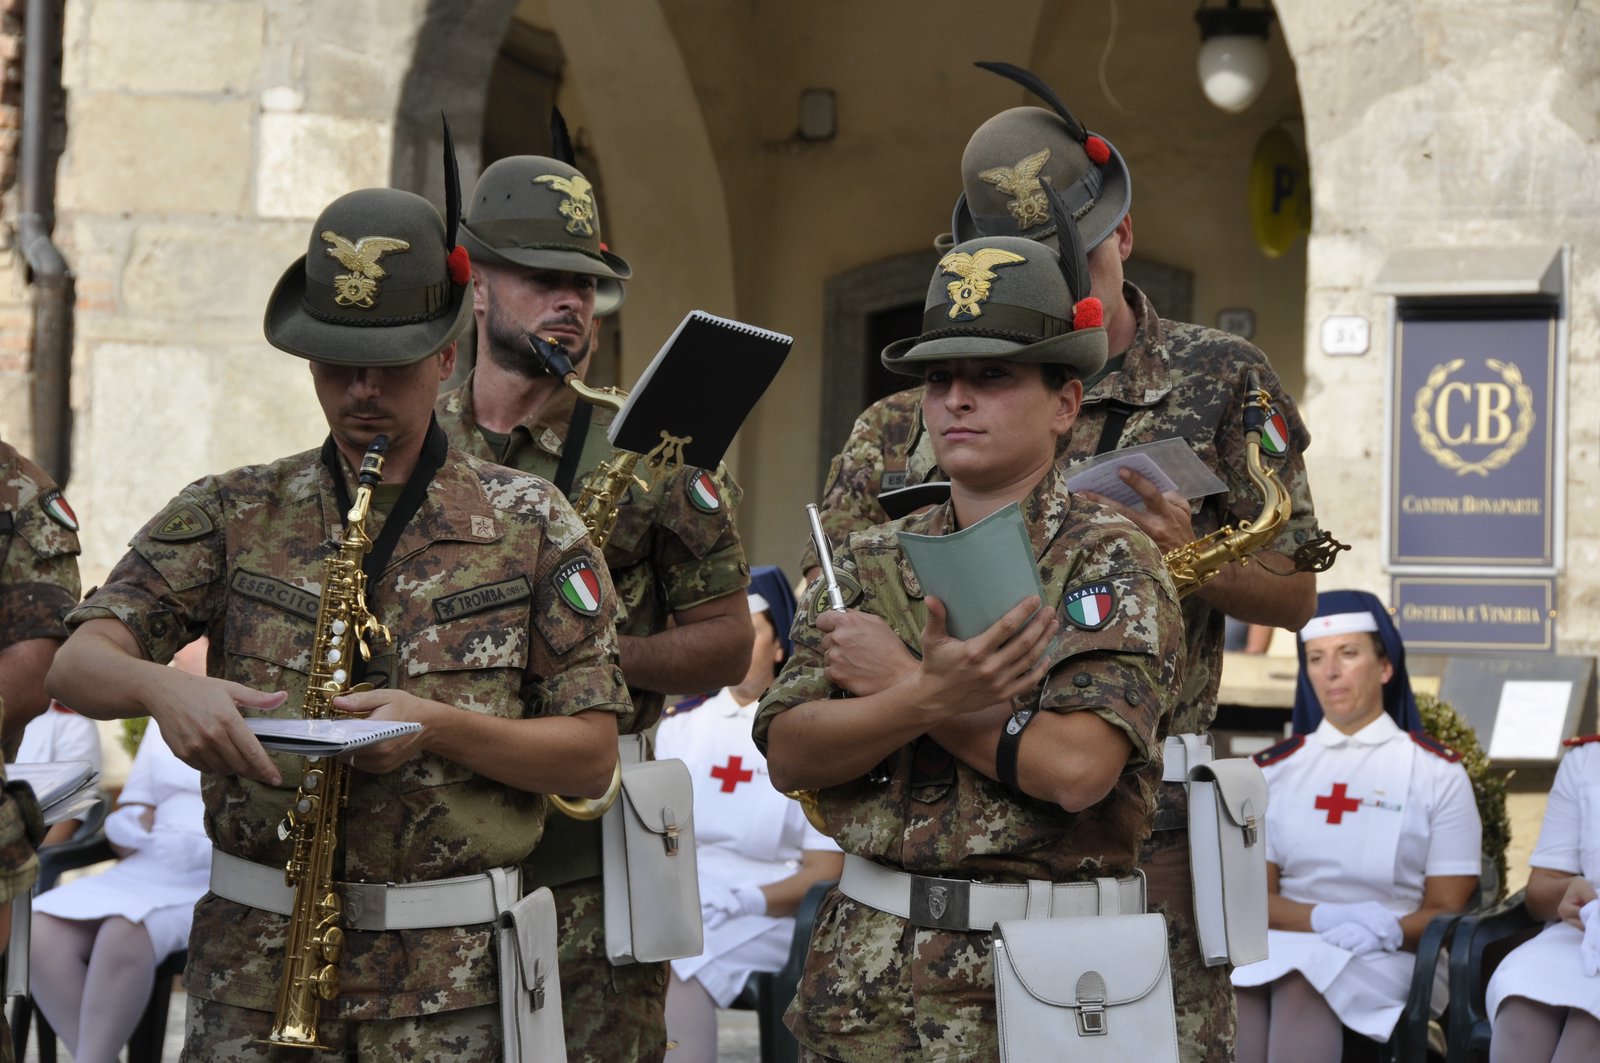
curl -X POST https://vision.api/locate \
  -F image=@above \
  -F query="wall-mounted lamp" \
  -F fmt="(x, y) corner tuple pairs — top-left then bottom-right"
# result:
(1194, 0), (1275, 114)
(798, 88), (836, 142)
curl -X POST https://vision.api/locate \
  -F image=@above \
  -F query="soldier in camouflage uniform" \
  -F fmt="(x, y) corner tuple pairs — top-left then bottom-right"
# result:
(0, 753), (42, 1063)
(758, 232), (1184, 1062)
(0, 438), (82, 752)
(810, 75), (1322, 1062)
(439, 153), (752, 1061)
(47, 186), (630, 1061)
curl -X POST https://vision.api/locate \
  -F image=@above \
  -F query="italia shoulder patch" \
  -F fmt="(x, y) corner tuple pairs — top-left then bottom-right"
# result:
(150, 502), (214, 542)
(1259, 406), (1291, 458)
(1563, 733), (1600, 748)
(553, 556), (603, 616)
(686, 470), (722, 513)
(1062, 582), (1116, 630)
(1253, 734), (1305, 767)
(39, 489), (78, 532)
(1410, 731), (1463, 762)
(663, 693), (709, 718)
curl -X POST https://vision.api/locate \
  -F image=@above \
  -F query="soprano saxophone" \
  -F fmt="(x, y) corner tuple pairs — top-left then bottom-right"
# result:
(263, 436), (392, 1049)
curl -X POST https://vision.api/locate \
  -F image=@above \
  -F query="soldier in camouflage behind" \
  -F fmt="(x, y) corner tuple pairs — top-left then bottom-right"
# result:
(47, 183), (631, 1061)
(0, 438), (81, 753)
(809, 65), (1322, 1062)
(437, 142), (752, 1060)
(758, 229), (1184, 1062)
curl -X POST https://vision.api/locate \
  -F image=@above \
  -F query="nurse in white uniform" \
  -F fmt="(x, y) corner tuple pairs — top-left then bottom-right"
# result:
(657, 566), (844, 1063)
(1485, 735), (1600, 1063)
(28, 641), (210, 1063)
(1233, 590), (1482, 1063)
(14, 700), (103, 845)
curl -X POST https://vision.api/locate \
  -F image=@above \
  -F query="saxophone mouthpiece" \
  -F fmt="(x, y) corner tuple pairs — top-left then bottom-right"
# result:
(525, 333), (579, 381)
(358, 435), (389, 487)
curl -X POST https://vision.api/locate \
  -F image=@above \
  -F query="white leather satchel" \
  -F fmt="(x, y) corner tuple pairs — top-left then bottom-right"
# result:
(601, 743), (702, 964)
(1186, 757), (1270, 967)
(993, 910), (1179, 1063)
(494, 883), (566, 1063)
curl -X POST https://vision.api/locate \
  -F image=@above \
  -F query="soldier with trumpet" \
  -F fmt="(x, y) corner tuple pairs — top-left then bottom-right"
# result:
(436, 125), (753, 1062)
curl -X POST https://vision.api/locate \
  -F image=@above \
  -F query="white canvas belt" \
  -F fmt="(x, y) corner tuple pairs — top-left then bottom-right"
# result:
(1162, 733), (1214, 783)
(209, 849), (515, 932)
(838, 853), (1144, 932)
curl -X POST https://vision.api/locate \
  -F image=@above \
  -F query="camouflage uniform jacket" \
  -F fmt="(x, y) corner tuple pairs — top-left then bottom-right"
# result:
(65, 446), (630, 1021)
(754, 465), (1182, 1062)
(819, 283), (1319, 738)
(437, 370), (749, 733)
(0, 440), (81, 650)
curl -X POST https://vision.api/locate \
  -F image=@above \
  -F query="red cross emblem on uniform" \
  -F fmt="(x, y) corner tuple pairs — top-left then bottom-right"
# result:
(1315, 783), (1361, 824)
(710, 755), (754, 793)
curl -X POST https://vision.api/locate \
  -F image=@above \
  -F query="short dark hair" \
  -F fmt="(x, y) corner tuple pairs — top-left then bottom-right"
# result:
(1042, 364), (1071, 390)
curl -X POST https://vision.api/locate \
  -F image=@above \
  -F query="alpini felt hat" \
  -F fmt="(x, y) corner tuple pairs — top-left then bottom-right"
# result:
(946, 62), (1132, 254)
(458, 155), (633, 316)
(264, 187), (474, 367)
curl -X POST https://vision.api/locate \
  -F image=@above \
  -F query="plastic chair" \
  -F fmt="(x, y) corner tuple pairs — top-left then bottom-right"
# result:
(8, 818), (188, 1063)
(728, 878), (835, 1063)
(1444, 890), (1540, 1063)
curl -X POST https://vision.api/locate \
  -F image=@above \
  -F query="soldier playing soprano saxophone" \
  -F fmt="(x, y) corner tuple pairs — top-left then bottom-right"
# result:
(48, 182), (629, 1060)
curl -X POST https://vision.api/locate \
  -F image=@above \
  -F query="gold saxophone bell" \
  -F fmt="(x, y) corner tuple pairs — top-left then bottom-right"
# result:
(548, 759), (623, 821)
(1162, 381), (1299, 598)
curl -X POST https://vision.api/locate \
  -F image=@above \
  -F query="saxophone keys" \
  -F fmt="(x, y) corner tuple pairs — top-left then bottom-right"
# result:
(331, 619), (348, 635)
(312, 964), (340, 1001)
(317, 925), (344, 963)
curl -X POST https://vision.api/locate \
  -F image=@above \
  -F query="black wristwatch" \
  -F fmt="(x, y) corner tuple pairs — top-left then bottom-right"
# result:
(995, 706), (1037, 792)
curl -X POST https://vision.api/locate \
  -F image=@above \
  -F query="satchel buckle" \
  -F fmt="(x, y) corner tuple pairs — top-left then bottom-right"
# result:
(531, 959), (546, 1011)
(663, 808), (680, 857)
(908, 875), (970, 931)
(1076, 971), (1108, 1036)
(1242, 815), (1259, 847)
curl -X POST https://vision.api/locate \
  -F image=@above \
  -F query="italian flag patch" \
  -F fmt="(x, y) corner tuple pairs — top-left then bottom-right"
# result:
(1062, 583), (1116, 630)
(39, 489), (78, 532)
(687, 471), (722, 513)
(1260, 409), (1290, 457)
(553, 558), (602, 616)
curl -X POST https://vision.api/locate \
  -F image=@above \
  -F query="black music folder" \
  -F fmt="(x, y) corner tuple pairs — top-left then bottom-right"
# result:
(608, 311), (793, 469)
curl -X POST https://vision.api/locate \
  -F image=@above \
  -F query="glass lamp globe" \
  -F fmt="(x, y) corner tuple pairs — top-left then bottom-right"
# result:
(1197, 33), (1270, 113)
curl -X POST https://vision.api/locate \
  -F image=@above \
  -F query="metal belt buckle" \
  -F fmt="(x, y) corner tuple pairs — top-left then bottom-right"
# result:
(908, 875), (970, 931)
(342, 882), (385, 930)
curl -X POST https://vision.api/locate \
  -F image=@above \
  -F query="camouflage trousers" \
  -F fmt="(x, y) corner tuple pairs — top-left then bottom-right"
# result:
(177, 996), (499, 1061)
(554, 875), (669, 1063)
(1142, 818), (1238, 1063)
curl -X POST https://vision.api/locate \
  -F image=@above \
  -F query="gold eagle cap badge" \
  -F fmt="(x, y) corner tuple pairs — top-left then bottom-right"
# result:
(937, 247), (1027, 320)
(321, 231), (412, 308)
(977, 147), (1053, 231)
(533, 173), (597, 237)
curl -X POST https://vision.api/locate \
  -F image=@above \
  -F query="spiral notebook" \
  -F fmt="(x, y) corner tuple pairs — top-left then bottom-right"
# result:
(245, 718), (423, 757)
(608, 310), (793, 470)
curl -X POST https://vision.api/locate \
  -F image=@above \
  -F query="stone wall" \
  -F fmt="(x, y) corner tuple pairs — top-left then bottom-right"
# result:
(0, 0), (33, 451)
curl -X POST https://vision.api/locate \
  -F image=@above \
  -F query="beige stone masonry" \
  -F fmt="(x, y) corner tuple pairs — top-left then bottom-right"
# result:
(67, 95), (253, 215)
(84, 0), (263, 94)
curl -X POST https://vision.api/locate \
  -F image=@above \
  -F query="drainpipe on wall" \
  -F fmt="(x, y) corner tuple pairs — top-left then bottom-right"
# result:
(17, 0), (72, 486)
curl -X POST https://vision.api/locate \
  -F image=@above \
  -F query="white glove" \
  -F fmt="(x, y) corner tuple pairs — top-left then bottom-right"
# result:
(103, 805), (154, 851)
(150, 829), (213, 872)
(1310, 901), (1403, 952)
(700, 880), (767, 931)
(1579, 899), (1600, 977)
(1318, 920), (1384, 956)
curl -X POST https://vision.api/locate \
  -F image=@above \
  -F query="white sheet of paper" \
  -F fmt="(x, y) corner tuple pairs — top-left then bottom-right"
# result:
(1487, 680), (1573, 760)
(1065, 453), (1179, 511)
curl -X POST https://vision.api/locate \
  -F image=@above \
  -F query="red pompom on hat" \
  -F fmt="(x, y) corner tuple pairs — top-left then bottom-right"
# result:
(447, 246), (471, 285)
(1084, 135), (1111, 166)
(1073, 297), (1103, 331)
